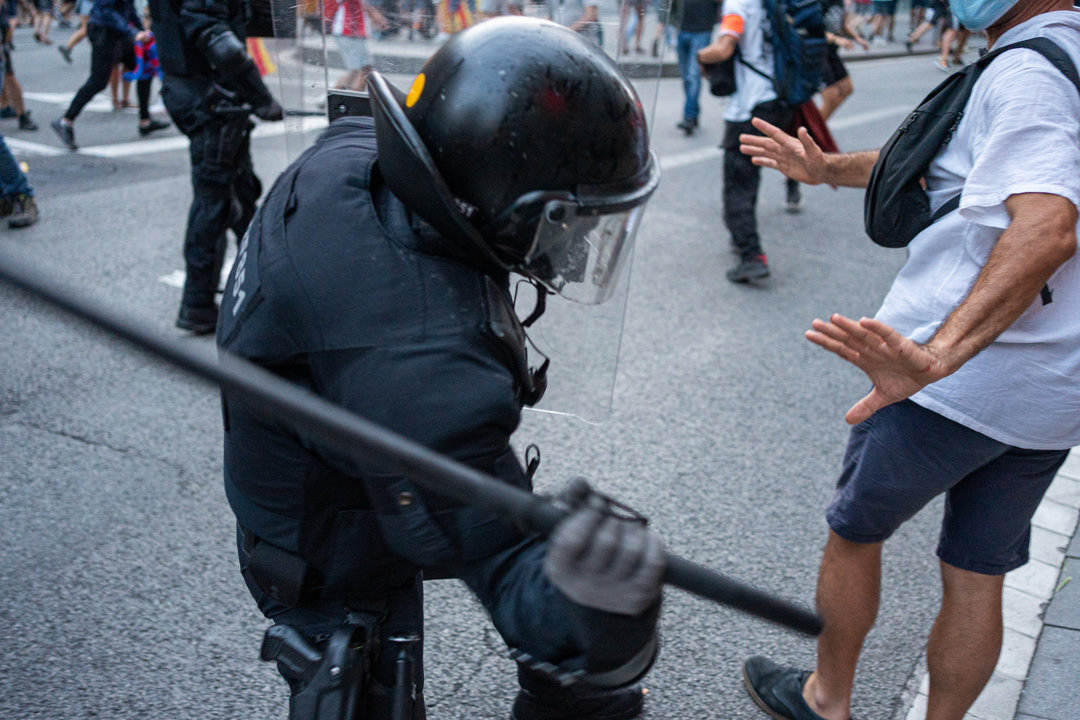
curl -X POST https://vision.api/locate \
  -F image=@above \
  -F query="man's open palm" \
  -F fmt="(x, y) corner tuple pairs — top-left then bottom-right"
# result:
(806, 314), (951, 424)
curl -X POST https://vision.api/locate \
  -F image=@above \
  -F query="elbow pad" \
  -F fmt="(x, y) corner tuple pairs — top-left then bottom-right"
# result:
(199, 26), (251, 79)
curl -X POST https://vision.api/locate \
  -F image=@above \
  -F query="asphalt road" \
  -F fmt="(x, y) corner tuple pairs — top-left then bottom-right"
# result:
(1, 24), (961, 720)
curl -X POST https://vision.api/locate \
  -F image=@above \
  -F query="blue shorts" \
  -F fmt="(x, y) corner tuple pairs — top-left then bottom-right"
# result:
(826, 400), (1068, 575)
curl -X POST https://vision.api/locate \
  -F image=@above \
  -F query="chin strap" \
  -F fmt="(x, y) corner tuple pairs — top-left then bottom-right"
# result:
(512, 278), (552, 407)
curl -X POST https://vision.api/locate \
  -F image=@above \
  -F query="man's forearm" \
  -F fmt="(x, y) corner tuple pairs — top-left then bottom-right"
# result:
(925, 193), (1077, 372)
(821, 149), (879, 188)
(698, 34), (737, 63)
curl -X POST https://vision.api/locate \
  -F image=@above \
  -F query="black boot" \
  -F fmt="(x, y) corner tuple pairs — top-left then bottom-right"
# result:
(511, 666), (645, 720)
(176, 303), (219, 335)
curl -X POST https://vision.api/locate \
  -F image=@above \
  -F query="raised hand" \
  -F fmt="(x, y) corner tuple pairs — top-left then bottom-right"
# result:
(806, 314), (953, 425)
(739, 118), (830, 185)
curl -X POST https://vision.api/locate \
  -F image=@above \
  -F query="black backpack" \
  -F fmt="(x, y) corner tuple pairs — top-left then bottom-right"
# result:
(712, 0), (827, 103)
(864, 37), (1080, 248)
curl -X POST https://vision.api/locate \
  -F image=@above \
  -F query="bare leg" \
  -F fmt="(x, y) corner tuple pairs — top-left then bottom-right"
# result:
(801, 531), (882, 720)
(4, 73), (25, 115)
(66, 17), (87, 49)
(818, 76), (853, 121)
(938, 27), (956, 68)
(109, 64), (120, 107)
(925, 562), (1004, 720)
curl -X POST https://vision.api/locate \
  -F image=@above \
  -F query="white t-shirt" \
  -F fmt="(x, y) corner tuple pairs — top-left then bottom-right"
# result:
(720, 0), (777, 122)
(875, 10), (1080, 449)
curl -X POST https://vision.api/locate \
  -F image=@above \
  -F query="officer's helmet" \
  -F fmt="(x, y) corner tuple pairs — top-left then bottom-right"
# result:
(368, 17), (660, 304)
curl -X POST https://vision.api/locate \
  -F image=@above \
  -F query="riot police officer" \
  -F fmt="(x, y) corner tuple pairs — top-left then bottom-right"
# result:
(217, 17), (664, 720)
(148, 0), (283, 335)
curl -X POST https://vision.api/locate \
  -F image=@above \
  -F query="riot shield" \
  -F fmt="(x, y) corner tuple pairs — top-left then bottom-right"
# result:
(256, 0), (673, 421)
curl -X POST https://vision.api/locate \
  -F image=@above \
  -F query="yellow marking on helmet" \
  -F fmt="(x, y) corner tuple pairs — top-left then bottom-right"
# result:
(406, 74), (426, 108)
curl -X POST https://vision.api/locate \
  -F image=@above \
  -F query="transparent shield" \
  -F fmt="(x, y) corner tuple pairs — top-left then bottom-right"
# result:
(258, 0), (671, 422)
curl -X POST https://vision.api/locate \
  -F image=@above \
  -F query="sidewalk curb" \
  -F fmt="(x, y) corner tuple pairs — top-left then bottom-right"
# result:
(897, 451), (1080, 720)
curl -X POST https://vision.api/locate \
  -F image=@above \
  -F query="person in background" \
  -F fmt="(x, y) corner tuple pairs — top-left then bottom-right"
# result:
(0, 3), (39, 131)
(32, 0), (52, 43)
(819, 0), (867, 121)
(0, 37), (38, 227)
(50, 0), (170, 150)
(324, 0), (373, 91)
(147, 0), (282, 334)
(698, 0), (793, 282)
(57, 0), (92, 63)
(675, 0), (717, 136)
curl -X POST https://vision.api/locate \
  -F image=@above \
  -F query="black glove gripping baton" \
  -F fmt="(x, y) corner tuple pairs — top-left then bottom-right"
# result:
(0, 247), (823, 637)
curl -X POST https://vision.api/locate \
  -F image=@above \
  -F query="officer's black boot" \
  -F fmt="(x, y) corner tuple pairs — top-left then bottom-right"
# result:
(511, 666), (645, 720)
(176, 303), (219, 335)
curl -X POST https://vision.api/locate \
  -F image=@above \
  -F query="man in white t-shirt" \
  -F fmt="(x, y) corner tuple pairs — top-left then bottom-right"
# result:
(698, 0), (796, 283)
(736, 1), (1079, 719)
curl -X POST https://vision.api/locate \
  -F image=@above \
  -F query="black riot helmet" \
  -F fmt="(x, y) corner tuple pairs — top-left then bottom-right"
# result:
(368, 16), (660, 304)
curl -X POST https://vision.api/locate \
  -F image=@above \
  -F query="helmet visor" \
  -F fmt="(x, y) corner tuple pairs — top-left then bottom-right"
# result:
(523, 200), (645, 305)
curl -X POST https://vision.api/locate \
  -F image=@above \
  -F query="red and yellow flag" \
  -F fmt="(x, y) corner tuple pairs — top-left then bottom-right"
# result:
(247, 37), (277, 76)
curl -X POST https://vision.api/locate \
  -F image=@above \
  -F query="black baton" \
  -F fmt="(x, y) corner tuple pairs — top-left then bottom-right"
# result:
(0, 247), (823, 637)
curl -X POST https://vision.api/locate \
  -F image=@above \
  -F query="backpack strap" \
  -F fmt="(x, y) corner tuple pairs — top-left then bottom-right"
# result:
(977, 36), (1080, 96)
(931, 37), (1080, 225)
(929, 194), (962, 224)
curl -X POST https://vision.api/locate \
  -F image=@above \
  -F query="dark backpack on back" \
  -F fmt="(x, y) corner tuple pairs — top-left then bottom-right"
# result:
(864, 37), (1080, 248)
(735, 0), (827, 105)
(763, 0), (827, 106)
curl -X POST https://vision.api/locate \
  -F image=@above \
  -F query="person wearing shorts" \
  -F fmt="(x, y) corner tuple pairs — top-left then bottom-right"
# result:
(819, 0), (867, 121)
(736, 3), (1080, 719)
(868, 0), (896, 42)
(828, 400), (1066, 576)
(32, 0), (52, 44)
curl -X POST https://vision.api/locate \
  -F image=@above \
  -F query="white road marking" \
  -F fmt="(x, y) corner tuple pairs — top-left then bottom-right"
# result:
(158, 270), (186, 289)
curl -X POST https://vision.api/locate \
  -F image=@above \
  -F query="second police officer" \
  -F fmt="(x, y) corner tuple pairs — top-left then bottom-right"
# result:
(217, 16), (667, 720)
(148, 0), (283, 335)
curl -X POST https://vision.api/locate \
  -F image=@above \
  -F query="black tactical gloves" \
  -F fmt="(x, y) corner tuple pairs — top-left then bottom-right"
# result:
(544, 483), (665, 616)
(199, 25), (283, 121)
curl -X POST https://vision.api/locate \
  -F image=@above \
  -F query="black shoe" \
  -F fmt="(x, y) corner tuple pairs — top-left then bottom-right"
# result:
(0, 195), (13, 218)
(676, 118), (697, 136)
(139, 118), (171, 136)
(176, 304), (219, 335)
(58, 44), (72, 63)
(0, 106), (15, 119)
(785, 182), (802, 213)
(727, 255), (770, 283)
(904, 39), (913, 53)
(19, 112), (37, 131)
(511, 683), (646, 720)
(8, 194), (38, 228)
(50, 118), (77, 150)
(742, 656), (828, 720)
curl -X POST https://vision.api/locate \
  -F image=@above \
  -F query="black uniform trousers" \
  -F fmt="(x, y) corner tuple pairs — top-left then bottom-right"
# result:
(178, 115), (261, 309)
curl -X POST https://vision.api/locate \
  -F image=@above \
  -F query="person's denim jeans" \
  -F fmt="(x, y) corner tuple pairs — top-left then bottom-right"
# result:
(0, 61), (32, 198)
(676, 30), (712, 123)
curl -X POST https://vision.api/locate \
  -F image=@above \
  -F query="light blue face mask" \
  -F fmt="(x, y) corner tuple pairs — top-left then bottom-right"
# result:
(949, 0), (1018, 30)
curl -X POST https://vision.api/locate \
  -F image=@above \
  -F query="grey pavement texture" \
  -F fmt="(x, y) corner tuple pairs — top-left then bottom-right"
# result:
(1017, 525), (1080, 720)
